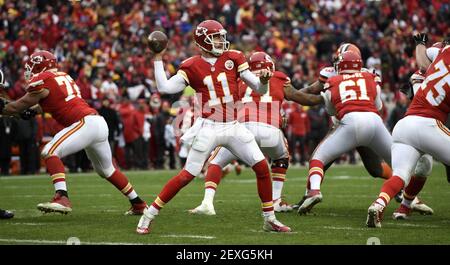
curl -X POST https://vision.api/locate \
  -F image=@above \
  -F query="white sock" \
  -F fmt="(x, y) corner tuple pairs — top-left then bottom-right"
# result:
(203, 188), (216, 205)
(147, 205), (159, 216)
(272, 180), (284, 201)
(401, 198), (413, 208)
(375, 198), (386, 207)
(309, 174), (322, 190)
(54, 181), (67, 192)
(127, 190), (138, 200)
(263, 211), (275, 219)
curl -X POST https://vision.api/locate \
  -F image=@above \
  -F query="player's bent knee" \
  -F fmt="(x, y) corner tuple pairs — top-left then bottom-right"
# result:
(271, 157), (289, 170)
(96, 166), (116, 178)
(414, 155), (433, 178)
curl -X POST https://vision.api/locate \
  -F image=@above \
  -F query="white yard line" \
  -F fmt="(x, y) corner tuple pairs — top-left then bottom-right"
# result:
(161, 234), (216, 239)
(322, 226), (368, 231)
(0, 235), (206, 245)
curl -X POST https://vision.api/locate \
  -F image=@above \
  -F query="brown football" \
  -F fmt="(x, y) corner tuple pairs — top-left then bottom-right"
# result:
(148, 31), (168, 53)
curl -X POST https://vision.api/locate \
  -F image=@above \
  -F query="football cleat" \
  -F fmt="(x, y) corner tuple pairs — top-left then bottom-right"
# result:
(411, 197), (434, 215)
(263, 216), (291, 232)
(0, 209), (14, 219)
(292, 195), (307, 210)
(124, 201), (148, 216)
(392, 204), (411, 220)
(37, 192), (72, 214)
(273, 198), (293, 212)
(188, 201), (216, 215)
(136, 207), (155, 235)
(366, 202), (385, 228)
(297, 190), (322, 215)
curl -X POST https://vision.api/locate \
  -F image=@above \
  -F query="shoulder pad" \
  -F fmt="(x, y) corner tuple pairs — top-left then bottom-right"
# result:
(319, 67), (336, 80)
(180, 56), (198, 68)
(26, 72), (55, 90)
(225, 50), (244, 59)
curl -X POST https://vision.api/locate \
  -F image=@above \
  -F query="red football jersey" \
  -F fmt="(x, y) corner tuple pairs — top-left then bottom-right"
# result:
(407, 46), (450, 123)
(177, 50), (249, 122)
(27, 71), (97, 127)
(325, 72), (380, 120)
(238, 71), (290, 128)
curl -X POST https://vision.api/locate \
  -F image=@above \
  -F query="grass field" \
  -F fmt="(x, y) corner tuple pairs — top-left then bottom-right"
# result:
(0, 164), (449, 245)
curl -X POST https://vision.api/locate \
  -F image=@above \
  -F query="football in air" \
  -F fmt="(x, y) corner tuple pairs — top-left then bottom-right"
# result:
(148, 31), (168, 53)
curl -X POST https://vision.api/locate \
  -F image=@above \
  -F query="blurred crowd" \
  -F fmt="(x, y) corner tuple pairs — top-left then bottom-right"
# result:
(0, 0), (449, 174)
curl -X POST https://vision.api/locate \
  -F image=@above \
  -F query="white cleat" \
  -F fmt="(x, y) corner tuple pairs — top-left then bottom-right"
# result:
(411, 197), (434, 215)
(298, 191), (322, 215)
(263, 216), (291, 232)
(366, 203), (385, 228)
(273, 198), (293, 212)
(188, 202), (216, 215)
(136, 208), (155, 235)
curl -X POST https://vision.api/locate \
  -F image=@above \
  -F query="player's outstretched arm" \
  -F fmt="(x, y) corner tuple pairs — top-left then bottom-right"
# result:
(299, 80), (324, 95)
(1, 90), (48, 117)
(413, 33), (431, 72)
(240, 68), (271, 94)
(284, 83), (324, 106)
(153, 50), (187, 94)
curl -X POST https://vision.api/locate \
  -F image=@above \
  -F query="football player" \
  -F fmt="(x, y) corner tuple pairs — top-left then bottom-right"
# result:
(302, 45), (392, 172)
(189, 51), (293, 215)
(392, 40), (447, 219)
(367, 35), (450, 228)
(136, 20), (291, 234)
(0, 51), (147, 215)
(286, 51), (395, 215)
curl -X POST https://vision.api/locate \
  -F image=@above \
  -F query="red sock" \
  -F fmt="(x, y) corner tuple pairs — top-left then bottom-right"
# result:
(45, 156), (66, 191)
(152, 169), (195, 210)
(381, 162), (393, 180)
(378, 175), (405, 205)
(252, 160), (273, 213)
(404, 176), (426, 200)
(307, 159), (324, 191)
(106, 170), (136, 198)
(271, 166), (287, 182)
(205, 164), (223, 190)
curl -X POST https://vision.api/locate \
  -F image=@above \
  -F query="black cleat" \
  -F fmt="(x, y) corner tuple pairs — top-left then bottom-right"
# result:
(0, 209), (14, 219)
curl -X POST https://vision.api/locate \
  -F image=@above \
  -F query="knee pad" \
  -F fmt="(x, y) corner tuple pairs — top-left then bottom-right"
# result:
(95, 165), (115, 178)
(271, 157), (289, 170)
(414, 155), (433, 178)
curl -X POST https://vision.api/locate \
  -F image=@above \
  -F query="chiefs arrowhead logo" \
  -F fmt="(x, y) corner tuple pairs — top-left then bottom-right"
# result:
(195, 27), (208, 36)
(31, 55), (44, 64)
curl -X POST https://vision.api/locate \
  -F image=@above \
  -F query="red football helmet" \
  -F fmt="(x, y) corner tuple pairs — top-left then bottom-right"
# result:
(332, 43), (361, 63)
(24, 50), (58, 81)
(194, 20), (230, 56)
(335, 51), (362, 74)
(249, 52), (275, 73)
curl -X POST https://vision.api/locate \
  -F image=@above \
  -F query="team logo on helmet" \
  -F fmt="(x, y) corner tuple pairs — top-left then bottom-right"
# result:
(225, 60), (234, 70)
(195, 27), (208, 37)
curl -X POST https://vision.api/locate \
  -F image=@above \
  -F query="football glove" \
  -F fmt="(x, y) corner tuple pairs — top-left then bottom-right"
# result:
(413, 33), (428, 46)
(20, 108), (38, 120)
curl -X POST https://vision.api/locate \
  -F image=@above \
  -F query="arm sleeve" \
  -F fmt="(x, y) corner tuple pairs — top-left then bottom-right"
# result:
(375, 85), (383, 111)
(154, 60), (187, 94)
(426, 47), (440, 62)
(240, 69), (268, 94)
(320, 89), (336, 116)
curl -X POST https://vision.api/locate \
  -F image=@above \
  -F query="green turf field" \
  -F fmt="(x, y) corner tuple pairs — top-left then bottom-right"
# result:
(0, 164), (449, 245)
